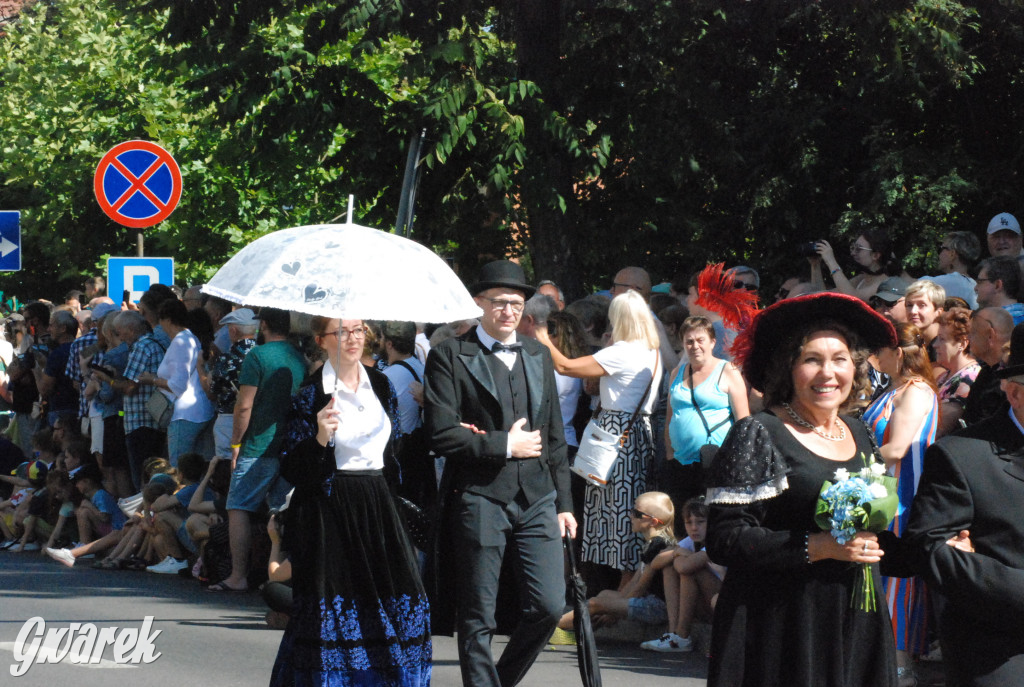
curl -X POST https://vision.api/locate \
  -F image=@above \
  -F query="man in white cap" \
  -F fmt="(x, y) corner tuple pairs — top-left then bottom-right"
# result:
(987, 212), (1024, 258)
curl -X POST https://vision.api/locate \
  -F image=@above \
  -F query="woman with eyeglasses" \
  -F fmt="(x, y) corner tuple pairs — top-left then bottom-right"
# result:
(813, 228), (907, 303)
(271, 317), (431, 687)
(536, 289), (662, 586)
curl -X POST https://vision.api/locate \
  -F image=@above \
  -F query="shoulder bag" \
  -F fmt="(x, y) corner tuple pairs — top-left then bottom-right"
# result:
(573, 350), (659, 487)
(145, 337), (173, 430)
(691, 362), (731, 469)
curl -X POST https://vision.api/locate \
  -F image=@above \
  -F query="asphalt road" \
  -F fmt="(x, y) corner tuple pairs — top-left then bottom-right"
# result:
(0, 551), (708, 686)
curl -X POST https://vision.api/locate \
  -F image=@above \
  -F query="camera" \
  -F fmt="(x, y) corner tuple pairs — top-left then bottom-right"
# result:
(797, 241), (821, 258)
(268, 508), (285, 536)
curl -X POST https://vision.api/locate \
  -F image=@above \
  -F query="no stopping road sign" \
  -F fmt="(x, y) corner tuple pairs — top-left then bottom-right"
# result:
(94, 140), (182, 228)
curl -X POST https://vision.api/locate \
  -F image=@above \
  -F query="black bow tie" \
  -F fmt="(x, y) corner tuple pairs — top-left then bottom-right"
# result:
(491, 341), (522, 353)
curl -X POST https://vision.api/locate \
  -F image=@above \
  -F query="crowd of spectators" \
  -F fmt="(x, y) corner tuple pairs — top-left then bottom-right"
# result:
(1, 210), (1023, 685)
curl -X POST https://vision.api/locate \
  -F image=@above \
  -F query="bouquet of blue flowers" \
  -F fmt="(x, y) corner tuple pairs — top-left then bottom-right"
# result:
(813, 458), (898, 611)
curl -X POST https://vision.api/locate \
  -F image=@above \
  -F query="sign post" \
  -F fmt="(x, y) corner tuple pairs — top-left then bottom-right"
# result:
(94, 141), (182, 255)
(0, 211), (21, 272)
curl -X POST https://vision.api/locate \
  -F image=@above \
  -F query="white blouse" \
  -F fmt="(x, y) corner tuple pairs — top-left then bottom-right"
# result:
(320, 360), (391, 471)
(593, 339), (662, 414)
(157, 329), (215, 423)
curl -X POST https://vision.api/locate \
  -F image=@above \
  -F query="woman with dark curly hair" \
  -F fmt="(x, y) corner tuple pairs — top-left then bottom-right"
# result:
(704, 293), (900, 687)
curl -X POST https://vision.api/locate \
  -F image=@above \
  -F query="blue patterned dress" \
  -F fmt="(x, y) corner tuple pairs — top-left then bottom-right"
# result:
(862, 378), (937, 654)
(270, 364), (431, 687)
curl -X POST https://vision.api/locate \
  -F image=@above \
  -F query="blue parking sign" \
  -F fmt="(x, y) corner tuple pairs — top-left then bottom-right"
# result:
(0, 211), (22, 271)
(107, 257), (174, 304)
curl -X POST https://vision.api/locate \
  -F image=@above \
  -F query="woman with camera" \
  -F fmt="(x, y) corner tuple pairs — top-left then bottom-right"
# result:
(813, 229), (906, 302)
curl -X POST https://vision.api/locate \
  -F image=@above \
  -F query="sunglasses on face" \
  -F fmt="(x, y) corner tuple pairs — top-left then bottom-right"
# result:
(630, 507), (661, 523)
(733, 281), (758, 292)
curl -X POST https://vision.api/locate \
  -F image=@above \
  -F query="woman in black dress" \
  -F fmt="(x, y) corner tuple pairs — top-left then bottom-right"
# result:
(704, 293), (899, 687)
(270, 317), (431, 687)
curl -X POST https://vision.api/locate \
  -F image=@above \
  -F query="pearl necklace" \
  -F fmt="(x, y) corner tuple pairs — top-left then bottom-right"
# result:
(782, 403), (847, 442)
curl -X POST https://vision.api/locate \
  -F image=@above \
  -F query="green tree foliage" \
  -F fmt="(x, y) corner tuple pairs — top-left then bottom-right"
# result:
(4, 0), (1021, 302)
(0, 1), (367, 297)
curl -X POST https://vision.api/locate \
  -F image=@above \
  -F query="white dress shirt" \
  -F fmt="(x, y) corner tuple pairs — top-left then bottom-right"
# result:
(321, 360), (390, 471)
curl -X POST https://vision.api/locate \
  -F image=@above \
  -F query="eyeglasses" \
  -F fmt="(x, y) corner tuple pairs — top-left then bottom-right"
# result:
(975, 277), (996, 284)
(321, 327), (367, 341)
(776, 288), (790, 299)
(733, 281), (758, 292)
(938, 243), (952, 252)
(850, 244), (873, 253)
(485, 298), (525, 313)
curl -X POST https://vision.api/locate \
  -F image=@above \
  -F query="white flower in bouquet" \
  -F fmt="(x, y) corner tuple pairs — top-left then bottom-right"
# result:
(833, 468), (850, 482)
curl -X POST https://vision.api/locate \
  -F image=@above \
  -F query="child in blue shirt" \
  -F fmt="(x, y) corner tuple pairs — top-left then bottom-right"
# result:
(43, 464), (127, 567)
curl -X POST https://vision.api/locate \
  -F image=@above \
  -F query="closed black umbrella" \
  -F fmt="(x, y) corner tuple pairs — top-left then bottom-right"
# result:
(563, 533), (602, 687)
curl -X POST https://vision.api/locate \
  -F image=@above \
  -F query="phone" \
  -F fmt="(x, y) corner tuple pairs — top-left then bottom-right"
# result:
(88, 360), (117, 378)
(122, 289), (130, 305)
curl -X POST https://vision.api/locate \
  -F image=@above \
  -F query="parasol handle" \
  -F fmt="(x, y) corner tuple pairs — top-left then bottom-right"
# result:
(347, 195), (354, 224)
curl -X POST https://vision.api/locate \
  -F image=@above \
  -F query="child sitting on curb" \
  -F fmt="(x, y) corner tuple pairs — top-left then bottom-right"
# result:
(641, 496), (725, 652)
(556, 492), (677, 634)
(16, 467), (75, 553)
(44, 464), (127, 566)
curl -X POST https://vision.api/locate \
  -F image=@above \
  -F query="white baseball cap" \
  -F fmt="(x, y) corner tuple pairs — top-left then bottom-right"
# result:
(987, 212), (1021, 235)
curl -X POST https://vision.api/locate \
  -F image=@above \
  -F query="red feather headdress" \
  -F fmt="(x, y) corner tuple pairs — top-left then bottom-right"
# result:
(693, 263), (760, 334)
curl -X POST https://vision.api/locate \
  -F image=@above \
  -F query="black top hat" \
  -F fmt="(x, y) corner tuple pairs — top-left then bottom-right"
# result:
(995, 322), (1024, 380)
(733, 292), (898, 392)
(469, 260), (536, 298)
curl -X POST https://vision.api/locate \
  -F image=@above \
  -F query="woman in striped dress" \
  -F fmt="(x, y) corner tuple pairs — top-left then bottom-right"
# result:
(862, 322), (938, 687)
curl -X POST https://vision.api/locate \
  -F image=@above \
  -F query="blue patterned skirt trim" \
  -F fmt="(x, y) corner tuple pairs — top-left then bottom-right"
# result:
(271, 469), (431, 686)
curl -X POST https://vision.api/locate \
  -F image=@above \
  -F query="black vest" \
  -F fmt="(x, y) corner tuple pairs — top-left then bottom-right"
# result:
(475, 351), (555, 505)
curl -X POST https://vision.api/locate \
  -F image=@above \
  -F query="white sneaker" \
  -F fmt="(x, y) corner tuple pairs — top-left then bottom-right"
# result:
(45, 547), (76, 567)
(641, 634), (672, 650)
(641, 632), (693, 653)
(147, 556), (188, 574)
(21, 542), (41, 552)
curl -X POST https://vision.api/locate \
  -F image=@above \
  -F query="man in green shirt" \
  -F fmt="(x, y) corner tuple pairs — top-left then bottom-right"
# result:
(212, 308), (306, 593)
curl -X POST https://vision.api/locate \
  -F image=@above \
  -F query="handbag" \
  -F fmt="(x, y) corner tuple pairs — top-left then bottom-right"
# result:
(572, 350), (659, 487)
(146, 390), (173, 430)
(690, 362), (731, 469)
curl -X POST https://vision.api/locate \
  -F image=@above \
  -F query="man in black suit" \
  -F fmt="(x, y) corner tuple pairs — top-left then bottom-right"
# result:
(904, 324), (1024, 686)
(424, 260), (576, 687)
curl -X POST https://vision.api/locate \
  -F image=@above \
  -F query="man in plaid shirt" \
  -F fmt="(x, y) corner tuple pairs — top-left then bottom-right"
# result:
(66, 304), (120, 433)
(112, 311), (167, 489)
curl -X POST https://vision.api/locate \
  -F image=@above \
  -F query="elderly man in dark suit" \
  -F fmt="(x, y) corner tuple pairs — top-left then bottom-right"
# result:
(424, 260), (576, 687)
(904, 324), (1024, 686)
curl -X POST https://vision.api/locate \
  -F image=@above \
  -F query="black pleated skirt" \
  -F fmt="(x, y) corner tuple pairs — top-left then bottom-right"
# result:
(270, 469), (431, 687)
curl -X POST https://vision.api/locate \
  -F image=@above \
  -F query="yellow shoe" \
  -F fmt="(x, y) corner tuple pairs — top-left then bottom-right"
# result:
(549, 628), (577, 646)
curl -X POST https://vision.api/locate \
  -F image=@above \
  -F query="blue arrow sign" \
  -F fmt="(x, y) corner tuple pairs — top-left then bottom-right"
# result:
(0, 211), (22, 271)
